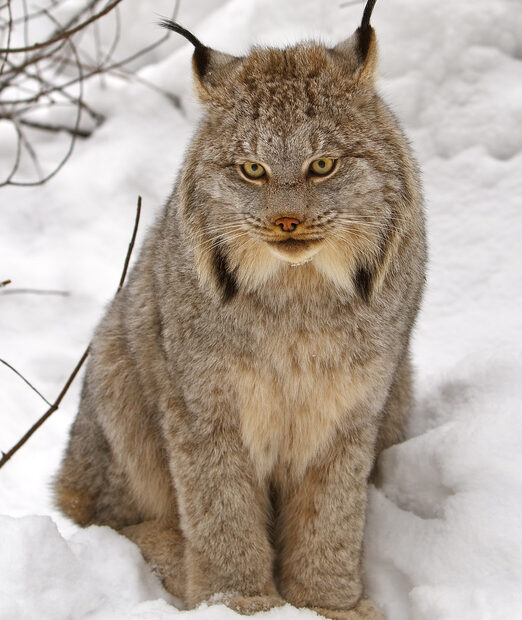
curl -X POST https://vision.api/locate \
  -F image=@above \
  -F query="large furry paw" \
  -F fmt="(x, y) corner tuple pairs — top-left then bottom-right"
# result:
(222, 594), (286, 615)
(312, 598), (385, 620)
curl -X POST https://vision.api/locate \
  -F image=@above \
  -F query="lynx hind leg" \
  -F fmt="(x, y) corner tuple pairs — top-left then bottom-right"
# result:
(54, 393), (141, 529)
(122, 520), (186, 602)
(374, 353), (413, 458)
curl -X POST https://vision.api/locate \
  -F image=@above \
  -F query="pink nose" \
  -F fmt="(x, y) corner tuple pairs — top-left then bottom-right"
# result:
(273, 217), (301, 232)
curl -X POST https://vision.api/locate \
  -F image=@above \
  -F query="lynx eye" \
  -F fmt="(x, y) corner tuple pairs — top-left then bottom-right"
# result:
(309, 157), (336, 177)
(241, 162), (266, 180)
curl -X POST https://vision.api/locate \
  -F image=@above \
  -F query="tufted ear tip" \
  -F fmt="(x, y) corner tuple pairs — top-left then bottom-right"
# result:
(159, 19), (209, 78)
(159, 18), (242, 102)
(159, 19), (205, 49)
(357, 26), (378, 82)
(357, 0), (378, 67)
(332, 0), (378, 83)
(360, 0), (378, 32)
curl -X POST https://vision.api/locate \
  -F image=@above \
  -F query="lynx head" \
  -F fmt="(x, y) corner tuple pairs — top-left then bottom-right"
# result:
(162, 0), (420, 303)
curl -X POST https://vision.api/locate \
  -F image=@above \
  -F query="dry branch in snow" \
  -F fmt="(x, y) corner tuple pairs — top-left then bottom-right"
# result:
(0, 195), (142, 470)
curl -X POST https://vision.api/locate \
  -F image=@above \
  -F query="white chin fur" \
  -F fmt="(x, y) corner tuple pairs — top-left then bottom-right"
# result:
(268, 245), (322, 266)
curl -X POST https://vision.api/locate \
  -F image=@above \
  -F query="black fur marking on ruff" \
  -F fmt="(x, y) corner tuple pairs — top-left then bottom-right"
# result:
(213, 247), (238, 302)
(354, 265), (374, 302)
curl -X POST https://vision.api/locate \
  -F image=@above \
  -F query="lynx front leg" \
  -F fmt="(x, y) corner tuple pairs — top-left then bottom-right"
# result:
(163, 402), (283, 613)
(276, 424), (383, 619)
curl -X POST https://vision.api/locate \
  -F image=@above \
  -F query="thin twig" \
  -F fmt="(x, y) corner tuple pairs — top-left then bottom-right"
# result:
(118, 195), (141, 290)
(0, 0), (13, 76)
(1, 120), (22, 186)
(2, 55), (104, 122)
(6, 24), (84, 187)
(0, 347), (90, 465)
(100, 2), (120, 68)
(5, 0), (68, 27)
(48, 54), (182, 108)
(0, 288), (69, 296)
(0, 359), (52, 406)
(0, 39), (68, 86)
(0, 195), (143, 470)
(18, 117), (92, 138)
(16, 120), (43, 177)
(54, 0), (102, 36)
(2, 15), (182, 107)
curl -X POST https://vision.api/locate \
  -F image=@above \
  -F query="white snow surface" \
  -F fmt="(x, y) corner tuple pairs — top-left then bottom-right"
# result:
(1, 0), (522, 618)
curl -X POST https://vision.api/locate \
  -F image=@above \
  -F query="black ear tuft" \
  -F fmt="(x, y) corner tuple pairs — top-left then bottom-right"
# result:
(159, 19), (204, 49)
(159, 19), (210, 76)
(361, 0), (377, 31)
(357, 0), (377, 61)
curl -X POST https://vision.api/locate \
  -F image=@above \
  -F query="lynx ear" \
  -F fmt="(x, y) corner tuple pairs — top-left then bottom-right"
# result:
(333, 0), (378, 83)
(159, 20), (242, 101)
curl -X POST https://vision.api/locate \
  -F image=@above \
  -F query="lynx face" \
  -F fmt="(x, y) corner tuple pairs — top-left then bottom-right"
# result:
(171, 23), (415, 301)
(214, 120), (384, 270)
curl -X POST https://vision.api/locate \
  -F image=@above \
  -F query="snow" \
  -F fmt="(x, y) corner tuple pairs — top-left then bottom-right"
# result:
(1, 0), (521, 618)
(0, 516), (174, 619)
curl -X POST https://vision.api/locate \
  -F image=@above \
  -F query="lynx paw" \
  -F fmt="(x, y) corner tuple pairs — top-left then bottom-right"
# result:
(312, 598), (384, 620)
(222, 594), (286, 615)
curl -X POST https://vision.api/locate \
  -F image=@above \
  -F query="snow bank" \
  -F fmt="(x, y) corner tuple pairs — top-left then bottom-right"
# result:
(365, 355), (522, 619)
(0, 516), (174, 620)
(1, 0), (521, 618)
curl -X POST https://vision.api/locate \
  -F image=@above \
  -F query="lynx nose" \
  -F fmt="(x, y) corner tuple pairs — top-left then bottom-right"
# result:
(273, 217), (301, 232)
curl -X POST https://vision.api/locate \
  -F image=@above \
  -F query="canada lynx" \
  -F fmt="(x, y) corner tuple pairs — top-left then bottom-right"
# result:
(55, 1), (426, 617)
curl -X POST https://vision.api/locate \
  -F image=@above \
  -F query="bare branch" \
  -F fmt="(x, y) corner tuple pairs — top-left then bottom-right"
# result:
(0, 0), (182, 185)
(0, 0), (124, 54)
(0, 196), (143, 470)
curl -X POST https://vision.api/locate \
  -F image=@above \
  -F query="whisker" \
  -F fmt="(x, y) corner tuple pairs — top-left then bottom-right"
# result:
(193, 231), (250, 252)
(327, 230), (382, 255)
(335, 219), (404, 234)
(335, 212), (409, 225)
(200, 223), (247, 235)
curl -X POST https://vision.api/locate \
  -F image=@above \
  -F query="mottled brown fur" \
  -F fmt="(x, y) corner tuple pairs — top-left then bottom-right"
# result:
(55, 9), (425, 620)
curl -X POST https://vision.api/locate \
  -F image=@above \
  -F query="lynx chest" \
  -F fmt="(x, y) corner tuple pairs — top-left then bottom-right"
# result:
(233, 326), (369, 479)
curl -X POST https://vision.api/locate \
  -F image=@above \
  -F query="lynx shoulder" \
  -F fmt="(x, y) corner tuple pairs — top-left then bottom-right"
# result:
(55, 1), (425, 618)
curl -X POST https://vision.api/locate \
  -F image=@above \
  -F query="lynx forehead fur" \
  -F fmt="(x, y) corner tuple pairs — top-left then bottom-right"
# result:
(55, 1), (426, 618)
